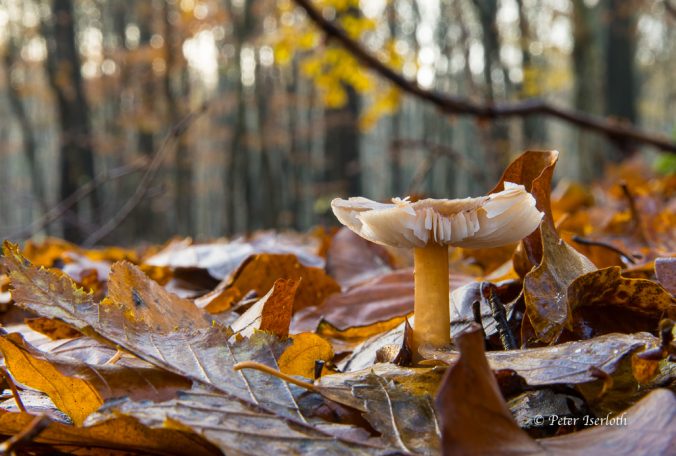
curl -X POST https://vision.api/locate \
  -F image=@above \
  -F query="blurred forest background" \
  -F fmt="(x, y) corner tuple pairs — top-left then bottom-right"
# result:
(0, 0), (674, 246)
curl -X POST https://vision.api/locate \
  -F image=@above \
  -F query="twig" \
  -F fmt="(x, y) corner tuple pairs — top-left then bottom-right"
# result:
(481, 283), (517, 350)
(233, 361), (319, 393)
(292, 0), (676, 153)
(6, 163), (144, 240)
(0, 414), (51, 454)
(0, 368), (26, 413)
(82, 102), (209, 247)
(571, 235), (638, 264)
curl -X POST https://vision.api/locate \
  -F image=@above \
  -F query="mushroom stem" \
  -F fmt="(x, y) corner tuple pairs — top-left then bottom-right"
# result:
(413, 243), (451, 356)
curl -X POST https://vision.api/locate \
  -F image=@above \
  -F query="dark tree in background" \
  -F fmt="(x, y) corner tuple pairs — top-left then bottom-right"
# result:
(44, 0), (99, 243)
(604, 0), (638, 157)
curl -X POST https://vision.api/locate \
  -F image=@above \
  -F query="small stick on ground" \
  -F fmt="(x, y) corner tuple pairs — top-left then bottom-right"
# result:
(234, 361), (319, 393)
(571, 235), (639, 264)
(0, 414), (52, 454)
(0, 367), (26, 412)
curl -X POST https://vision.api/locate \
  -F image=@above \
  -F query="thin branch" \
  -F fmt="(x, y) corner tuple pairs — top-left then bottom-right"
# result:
(292, 0), (676, 153)
(571, 235), (639, 264)
(0, 414), (51, 454)
(0, 367), (26, 412)
(82, 102), (210, 247)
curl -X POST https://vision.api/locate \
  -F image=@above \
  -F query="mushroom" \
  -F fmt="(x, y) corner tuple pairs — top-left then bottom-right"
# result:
(331, 182), (543, 355)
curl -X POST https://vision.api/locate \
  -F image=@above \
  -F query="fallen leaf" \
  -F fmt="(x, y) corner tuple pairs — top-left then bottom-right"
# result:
(278, 332), (333, 379)
(326, 227), (393, 289)
(567, 266), (676, 338)
(24, 317), (82, 340)
(524, 222), (597, 343)
(203, 253), (340, 314)
(145, 232), (325, 280)
(348, 373), (440, 455)
(84, 386), (381, 455)
(0, 409), (220, 455)
(230, 278), (300, 338)
(421, 332), (656, 386)
(291, 269), (473, 334)
(435, 325), (543, 454)
(655, 257), (676, 294)
(1, 244), (393, 453)
(491, 150), (559, 275)
(538, 388), (675, 455)
(435, 325), (676, 455)
(0, 330), (190, 425)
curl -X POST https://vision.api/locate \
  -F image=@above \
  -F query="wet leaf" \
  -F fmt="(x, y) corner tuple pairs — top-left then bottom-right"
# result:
(421, 332), (656, 386)
(203, 253), (340, 314)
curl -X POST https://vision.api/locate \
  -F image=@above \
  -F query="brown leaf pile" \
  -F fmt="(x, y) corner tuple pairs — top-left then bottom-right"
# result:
(0, 150), (674, 455)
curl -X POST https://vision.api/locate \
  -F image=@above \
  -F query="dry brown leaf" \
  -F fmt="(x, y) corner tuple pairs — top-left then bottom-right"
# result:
(291, 269), (473, 334)
(567, 266), (676, 338)
(435, 325), (543, 455)
(435, 326), (676, 455)
(326, 227), (394, 289)
(230, 278), (300, 338)
(1, 244), (385, 453)
(524, 222), (597, 343)
(655, 257), (676, 294)
(490, 150), (559, 275)
(203, 253), (340, 313)
(538, 388), (675, 455)
(0, 410), (220, 455)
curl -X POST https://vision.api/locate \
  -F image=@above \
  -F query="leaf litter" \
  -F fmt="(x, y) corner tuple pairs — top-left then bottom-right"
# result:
(0, 150), (674, 455)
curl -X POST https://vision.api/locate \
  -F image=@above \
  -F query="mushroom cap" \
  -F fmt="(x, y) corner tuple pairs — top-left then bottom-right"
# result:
(331, 182), (543, 249)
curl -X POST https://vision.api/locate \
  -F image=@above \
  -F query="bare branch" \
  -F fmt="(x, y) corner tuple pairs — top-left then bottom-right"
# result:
(82, 102), (210, 247)
(292, 0), (676, 153)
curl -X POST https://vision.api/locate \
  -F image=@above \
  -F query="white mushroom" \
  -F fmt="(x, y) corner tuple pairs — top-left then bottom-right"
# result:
(331, 182), (543, 354)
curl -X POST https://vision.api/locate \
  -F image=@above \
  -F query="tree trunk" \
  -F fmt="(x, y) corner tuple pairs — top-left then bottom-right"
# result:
(163, 2), (192, 236)
(44, 0), (99, 243)
(4, 40), (48, 217)
(604, 0), (638, 157)
(572, 0), (604, 181)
